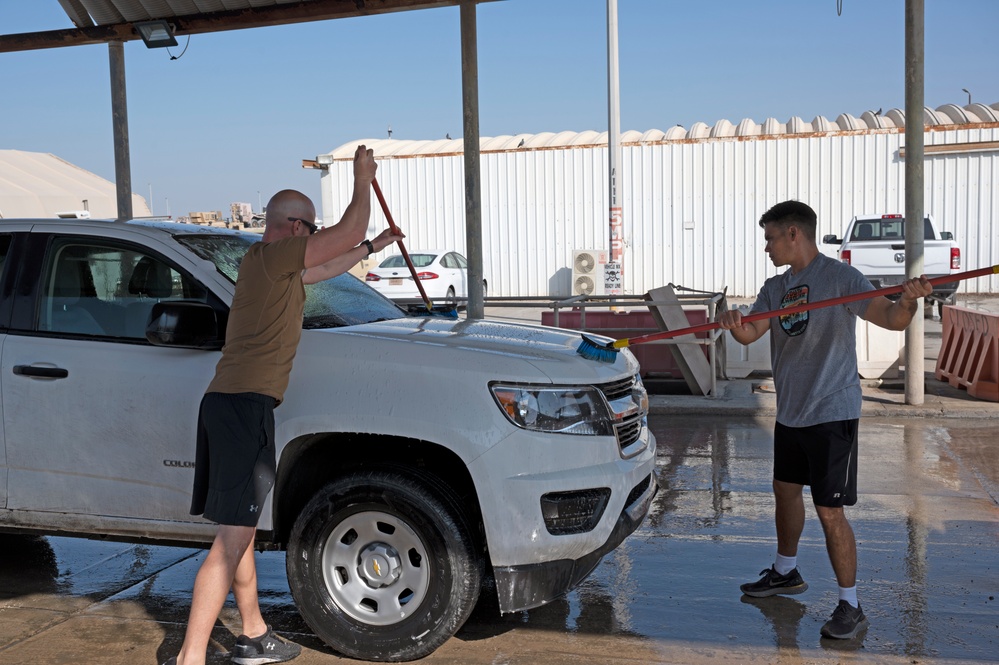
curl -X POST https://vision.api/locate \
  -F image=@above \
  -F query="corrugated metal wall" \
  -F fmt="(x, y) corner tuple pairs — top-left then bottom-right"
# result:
(321, 126), (999, 298)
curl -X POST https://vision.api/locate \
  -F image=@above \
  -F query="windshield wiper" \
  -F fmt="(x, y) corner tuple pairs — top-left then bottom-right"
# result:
(303, 315), (347, 329)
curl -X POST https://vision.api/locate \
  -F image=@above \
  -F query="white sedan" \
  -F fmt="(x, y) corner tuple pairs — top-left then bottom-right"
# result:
(365, 250), (486, 306)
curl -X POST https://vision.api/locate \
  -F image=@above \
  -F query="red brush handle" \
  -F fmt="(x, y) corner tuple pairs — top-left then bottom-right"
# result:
(371, 177), (434, 311)
(614, 264), (999, 349)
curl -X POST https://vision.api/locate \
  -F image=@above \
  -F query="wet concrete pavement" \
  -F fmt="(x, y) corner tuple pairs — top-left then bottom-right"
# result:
(3, 298), (998, 664)
(2, 414), (997, 665)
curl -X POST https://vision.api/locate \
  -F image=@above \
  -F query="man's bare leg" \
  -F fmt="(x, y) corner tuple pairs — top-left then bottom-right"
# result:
(174, 524), (256, 665)
(774, 479), (805, 557)
(815, 505), (857, 587)
(232, 535), (268, 639)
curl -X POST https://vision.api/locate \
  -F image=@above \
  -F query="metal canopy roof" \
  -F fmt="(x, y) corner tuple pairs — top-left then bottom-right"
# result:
(0, 0), (497, 52)
(2, 0), (496, 319)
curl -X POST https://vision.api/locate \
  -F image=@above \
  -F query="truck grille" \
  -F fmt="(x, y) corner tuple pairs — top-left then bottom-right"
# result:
(615, 417), (643, 449)
(596, 375), (648, 455)
(600, 376), (634, 401)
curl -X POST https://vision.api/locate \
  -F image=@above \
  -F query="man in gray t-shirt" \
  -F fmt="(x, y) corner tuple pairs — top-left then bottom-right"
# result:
(719, 200), (932, 640)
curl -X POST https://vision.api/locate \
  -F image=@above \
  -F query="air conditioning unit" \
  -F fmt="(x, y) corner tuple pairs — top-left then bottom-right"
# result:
(571, 249), (606, 296)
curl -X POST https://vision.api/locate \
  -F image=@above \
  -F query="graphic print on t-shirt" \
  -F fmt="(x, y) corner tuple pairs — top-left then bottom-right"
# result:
(779, 285), (809, 336)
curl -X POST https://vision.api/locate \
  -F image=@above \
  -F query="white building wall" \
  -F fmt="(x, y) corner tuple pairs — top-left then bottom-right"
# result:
(320, 126), (999, 298)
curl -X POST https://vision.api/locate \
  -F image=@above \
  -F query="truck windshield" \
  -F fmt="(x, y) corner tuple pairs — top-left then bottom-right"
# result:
(174, 232), (408, 327)
(850, 217), (934, 241)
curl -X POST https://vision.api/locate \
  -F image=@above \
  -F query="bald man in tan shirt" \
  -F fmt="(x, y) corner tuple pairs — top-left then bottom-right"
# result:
(165, 146), (402, 665)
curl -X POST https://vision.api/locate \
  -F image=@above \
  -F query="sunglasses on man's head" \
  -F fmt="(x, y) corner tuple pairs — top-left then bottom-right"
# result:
(288, 217), (317, 235)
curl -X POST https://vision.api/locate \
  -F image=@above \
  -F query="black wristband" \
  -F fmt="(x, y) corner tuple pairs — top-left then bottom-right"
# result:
(362, 239), (374, 257)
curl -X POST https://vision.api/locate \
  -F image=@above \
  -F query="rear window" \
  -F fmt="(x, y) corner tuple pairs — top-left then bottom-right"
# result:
(379, 254), (437, 268)
(850, 218), (934, 241)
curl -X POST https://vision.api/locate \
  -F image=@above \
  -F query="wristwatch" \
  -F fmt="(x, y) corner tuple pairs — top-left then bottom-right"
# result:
(362, 239), (374, 257)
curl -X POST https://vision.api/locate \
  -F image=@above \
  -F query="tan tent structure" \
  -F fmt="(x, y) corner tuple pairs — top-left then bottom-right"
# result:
(0, 149), (151, 219)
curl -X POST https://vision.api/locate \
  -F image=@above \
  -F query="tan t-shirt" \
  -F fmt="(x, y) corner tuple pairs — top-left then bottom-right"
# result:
(207, 235), (309, 405)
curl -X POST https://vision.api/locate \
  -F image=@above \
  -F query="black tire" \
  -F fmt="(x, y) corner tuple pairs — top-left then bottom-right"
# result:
(445, 287), (457, 309)
(287, 470), (481, 662)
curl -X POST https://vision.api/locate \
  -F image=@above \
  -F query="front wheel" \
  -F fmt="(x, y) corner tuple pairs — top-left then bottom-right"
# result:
(287, 470), (481, 662)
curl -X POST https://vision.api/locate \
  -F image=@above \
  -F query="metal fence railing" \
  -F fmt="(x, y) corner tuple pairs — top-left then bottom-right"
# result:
(482, 288), (728, 397)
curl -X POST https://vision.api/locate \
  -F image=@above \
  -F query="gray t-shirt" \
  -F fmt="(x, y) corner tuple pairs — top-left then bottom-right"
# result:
(750, 253), (875, 427)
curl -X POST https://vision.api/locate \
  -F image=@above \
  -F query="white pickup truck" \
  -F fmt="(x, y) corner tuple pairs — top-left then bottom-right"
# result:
(822, 214), (962, 316)
(0, 218), (657, 661)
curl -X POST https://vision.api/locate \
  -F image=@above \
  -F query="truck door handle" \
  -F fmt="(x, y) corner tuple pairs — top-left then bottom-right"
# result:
(13, 365), (69, 379)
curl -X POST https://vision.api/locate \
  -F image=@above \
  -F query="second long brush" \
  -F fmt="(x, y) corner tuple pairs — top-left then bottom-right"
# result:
(370, 177), (434, 312)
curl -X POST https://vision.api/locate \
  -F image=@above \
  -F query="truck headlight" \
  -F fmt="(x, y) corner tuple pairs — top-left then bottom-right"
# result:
(490, 384), (614, 436)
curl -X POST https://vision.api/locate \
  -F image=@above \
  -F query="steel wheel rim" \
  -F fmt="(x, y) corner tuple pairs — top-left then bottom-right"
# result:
(321, 510), (431, 626)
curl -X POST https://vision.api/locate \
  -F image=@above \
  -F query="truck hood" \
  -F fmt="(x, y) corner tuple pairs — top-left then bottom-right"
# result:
(307, 316), (640, 384)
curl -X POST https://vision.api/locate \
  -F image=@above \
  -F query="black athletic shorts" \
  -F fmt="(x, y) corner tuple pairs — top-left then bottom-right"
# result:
(190, 392), (277, 527)
(773, 419), (859, 508)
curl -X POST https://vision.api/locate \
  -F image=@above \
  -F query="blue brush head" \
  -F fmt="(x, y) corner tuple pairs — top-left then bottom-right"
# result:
(405, 303), (459, 319)
(576, 334), (619, 363)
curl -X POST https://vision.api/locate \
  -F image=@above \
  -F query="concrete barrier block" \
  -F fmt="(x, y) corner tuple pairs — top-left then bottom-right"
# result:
(935, 306), (999, 402)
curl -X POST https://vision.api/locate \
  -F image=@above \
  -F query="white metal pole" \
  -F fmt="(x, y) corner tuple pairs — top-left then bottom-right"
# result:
(461, 1), (484, 319)
(904, 0), (925, 404)
(109, 41), (132, 221)
(607, 0), (623, 299)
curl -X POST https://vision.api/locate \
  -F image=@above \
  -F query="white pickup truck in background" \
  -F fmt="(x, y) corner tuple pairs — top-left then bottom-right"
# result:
(822, 214), (962, 317)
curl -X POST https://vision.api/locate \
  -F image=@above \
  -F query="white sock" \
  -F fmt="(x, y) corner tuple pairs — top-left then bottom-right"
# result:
(774, 553), (797, 576)
(839, 585), (859, 608)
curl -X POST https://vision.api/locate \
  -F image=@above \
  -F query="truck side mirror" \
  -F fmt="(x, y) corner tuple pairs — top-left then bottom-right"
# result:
(940, 231), (953, 240)
(146, 301), (224, 350)
(822, 234), (841, 245)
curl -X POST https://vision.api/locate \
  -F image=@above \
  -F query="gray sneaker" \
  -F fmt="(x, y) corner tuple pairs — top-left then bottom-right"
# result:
(231, 626), (302, 664)
(820, 600), (870, 639)
(740, 566), (808, 597)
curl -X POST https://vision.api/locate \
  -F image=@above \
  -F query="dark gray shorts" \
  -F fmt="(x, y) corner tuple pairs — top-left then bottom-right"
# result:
(773, 419), (859, 508)
(190, 392), (277, 527)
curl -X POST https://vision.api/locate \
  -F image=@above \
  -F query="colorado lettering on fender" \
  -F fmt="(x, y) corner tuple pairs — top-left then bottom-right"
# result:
(164, 460), (196, 468)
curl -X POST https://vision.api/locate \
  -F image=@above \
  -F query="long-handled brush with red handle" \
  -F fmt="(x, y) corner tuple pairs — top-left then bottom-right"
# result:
(371, 176), (436, 313)
(577, 264), (999, 363)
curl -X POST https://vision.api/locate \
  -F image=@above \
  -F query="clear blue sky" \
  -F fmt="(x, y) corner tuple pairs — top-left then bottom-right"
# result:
(1, 0), (996, 219)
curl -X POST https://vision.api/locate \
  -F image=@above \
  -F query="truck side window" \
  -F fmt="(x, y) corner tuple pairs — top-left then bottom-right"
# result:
(0, 235), (10, 278)
(41, 245), (106, 336)
(923, 218), (935, 240)
(38, 240), (207, 339)
(0, 234), (12, 328)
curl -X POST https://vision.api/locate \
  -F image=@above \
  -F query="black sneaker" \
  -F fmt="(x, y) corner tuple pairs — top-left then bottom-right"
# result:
(231, 626), (302, 665)
(740, 566), (808, 597)
(820, 600), (869, 639)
